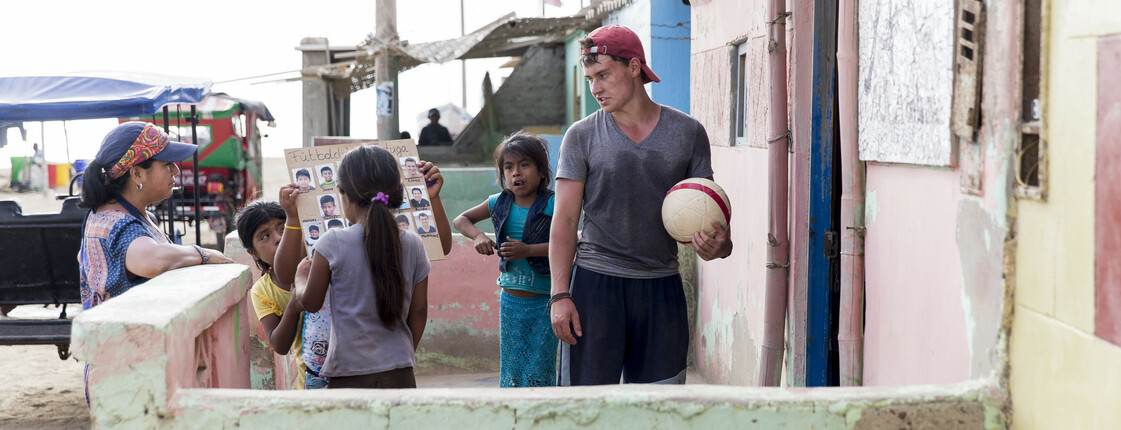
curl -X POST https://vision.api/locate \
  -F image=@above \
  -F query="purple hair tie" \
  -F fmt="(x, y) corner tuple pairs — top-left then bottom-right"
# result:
(372, 192), (390, 206)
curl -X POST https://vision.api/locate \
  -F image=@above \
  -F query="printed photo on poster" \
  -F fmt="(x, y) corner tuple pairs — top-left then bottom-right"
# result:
(289, 137), (445, 261)
(408, 186), (430, 208)
(400, 156), (422, 178)
(319, 194), (342, 218)
(293, 168), (316, 191)
(395, 214), (412, 231)
(304, 221), (323, 246)
(316, 163), (337, 189)
(325, 218), (346, 231)
(413, 210), (437, 234)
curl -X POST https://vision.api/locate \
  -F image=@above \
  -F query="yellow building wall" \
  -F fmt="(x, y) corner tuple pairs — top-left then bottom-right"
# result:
(1012, 0), (1121, 427)
(1011, 308), (1121, 428)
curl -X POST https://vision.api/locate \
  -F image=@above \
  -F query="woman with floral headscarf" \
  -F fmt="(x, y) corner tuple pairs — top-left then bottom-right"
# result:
(77, 121), (233, 310)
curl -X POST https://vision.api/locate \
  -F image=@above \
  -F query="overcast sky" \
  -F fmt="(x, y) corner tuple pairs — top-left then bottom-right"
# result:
(0, 0), (582, 165)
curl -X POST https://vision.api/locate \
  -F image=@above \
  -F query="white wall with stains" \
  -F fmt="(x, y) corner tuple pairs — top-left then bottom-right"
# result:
(857, 0), (955, 166)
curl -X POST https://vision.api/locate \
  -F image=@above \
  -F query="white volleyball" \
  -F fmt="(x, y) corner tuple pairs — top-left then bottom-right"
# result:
(661, 178), (731, 244)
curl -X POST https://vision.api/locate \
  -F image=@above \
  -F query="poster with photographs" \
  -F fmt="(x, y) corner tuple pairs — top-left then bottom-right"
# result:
(284, 137), (444, 261)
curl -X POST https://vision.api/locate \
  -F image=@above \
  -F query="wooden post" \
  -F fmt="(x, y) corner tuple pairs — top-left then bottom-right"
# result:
(376, 0), (400, 140)
(300, 37), (331, 148)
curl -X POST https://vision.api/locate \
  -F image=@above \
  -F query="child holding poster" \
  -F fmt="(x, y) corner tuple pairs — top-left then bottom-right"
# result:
(235, 199), (322, 389)
(275, 141), (456, 389)
(260, 185), (331, 390)
(453, 133), (557, 387)
(291, 145), (431, 388)
(286, 138), (453, 258)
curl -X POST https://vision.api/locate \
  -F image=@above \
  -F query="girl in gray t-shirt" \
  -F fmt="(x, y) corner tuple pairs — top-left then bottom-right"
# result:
(293, 146), (431, 389)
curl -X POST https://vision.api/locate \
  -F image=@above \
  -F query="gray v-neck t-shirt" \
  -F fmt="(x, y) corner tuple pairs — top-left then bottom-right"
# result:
(314, 224), (430, 377)
(557, 105), (713, 278)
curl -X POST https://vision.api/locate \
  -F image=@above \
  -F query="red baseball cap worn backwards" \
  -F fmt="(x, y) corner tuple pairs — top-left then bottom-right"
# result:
(581, 25), (661, 84)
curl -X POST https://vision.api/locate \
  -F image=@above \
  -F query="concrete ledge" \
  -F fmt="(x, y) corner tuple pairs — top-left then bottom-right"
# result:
(171, 380), (1004, 429)
(69, 244), (1008, 429)
(72, 264), (253, 429)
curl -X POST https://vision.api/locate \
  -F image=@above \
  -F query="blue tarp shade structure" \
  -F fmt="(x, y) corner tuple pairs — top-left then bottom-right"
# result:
(0, 73), (212, 246)
(0, 73), (212, 122)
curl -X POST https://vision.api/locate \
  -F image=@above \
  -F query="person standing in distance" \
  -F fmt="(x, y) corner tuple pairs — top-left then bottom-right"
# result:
(418, 108), (453, 146)
(549, 25), (733, 386)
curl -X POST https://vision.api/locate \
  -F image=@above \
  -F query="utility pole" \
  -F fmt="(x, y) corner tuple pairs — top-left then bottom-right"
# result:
(375, 0), (400, 140)
(461, 0), (467, 109)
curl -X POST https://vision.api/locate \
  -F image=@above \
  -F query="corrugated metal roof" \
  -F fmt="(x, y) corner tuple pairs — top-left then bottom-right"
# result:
(305, 4), (632, 96)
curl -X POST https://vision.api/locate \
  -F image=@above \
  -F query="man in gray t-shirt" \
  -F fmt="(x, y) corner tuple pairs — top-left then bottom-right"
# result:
(549, 25), (733, 386)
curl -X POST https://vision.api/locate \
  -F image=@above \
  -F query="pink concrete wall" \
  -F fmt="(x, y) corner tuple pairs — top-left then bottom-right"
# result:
(72, 265), (253, 427)
(224, 235), (305, 390)
(428, 237), (502, 332)
(226, 232), (505, 378)
(694, 148), (770, 385)
(690, 0), (815, 385)
(862, 165), (970, 385)
(860, 0), (1019, 386)
(700, 0), (1020, 388)
(417, 236), (503, 373)
(1096, 33), (1121, 347)
(693, 0), (1015, 387)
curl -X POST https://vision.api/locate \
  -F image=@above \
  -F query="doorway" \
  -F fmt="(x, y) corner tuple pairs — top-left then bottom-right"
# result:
(805, 0), (843, 387)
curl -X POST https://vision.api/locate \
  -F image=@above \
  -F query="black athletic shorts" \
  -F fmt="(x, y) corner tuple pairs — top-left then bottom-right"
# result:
(557, 265), (689, 385)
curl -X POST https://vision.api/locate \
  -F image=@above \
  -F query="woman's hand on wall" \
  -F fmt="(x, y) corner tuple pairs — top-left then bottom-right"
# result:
(203, 247), (234, 264)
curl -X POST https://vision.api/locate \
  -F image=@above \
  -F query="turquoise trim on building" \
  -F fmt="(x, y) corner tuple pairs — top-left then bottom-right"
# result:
(565, 30), (600, 126)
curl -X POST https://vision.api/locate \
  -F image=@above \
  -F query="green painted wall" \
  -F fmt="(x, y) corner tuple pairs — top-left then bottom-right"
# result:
(441, 167), (502, 234)
(565, 30), (600, 126)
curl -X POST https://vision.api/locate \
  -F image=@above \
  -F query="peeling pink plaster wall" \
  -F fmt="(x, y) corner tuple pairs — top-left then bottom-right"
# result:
(863, 165), (970, 385)
(225, 235), (304, 390)
(226, 233), (506, 380)
(73, 265), (254, 426)
(165, 299), (250, 390)
(428, 237), (503, 332)
(858, 0), (1017, 387)
(74, 267), (1008, 427)
(695, 148), (770, 385)
(694, 0), (1012, 388)
(691, 0), (814, 386)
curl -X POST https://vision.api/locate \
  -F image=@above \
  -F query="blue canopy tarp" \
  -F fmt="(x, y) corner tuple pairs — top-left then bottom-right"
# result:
(0, 73), (212, 122)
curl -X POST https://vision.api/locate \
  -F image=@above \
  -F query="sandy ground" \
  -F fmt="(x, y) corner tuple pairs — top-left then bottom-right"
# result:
(0, 311), (89, 429)
(0, 184), (89, 429)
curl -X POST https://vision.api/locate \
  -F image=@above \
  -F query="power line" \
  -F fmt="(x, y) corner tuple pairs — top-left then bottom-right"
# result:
(213, 70), (301, 85)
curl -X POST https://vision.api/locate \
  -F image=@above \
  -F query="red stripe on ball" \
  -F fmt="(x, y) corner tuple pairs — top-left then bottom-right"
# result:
(667, 182), (731, 223)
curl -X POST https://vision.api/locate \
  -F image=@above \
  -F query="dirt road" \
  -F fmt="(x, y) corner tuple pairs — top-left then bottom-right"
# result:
(0, 309), (89, 429)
